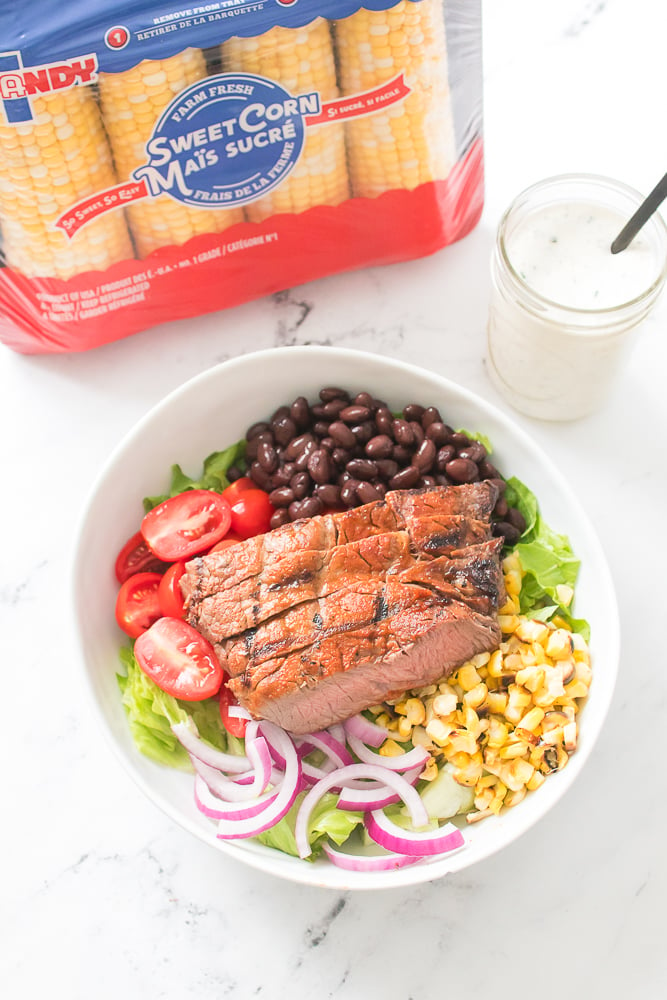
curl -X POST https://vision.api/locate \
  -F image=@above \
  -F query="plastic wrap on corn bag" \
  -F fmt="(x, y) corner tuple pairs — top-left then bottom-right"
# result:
(0, 0), (483, 353)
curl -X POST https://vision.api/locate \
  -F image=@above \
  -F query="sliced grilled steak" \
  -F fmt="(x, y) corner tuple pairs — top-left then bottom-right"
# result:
(227, 598), (501, 733)
(218, 539), (504, 678)
(181, 481), (498, 606)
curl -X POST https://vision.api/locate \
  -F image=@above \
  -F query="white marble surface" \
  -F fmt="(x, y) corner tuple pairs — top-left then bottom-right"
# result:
(3, 1), (667, 996)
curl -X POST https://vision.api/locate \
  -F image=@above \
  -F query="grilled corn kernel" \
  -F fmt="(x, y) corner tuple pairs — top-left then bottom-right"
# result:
(379, 739), (406, 757)
(498, 614), (520, 634)
(396, 716), (412, 739)
(425, 719), (453, 747)
(433, 690), (458, 717)
(404, 698), (426, 726)
(486, 691), (508, 715)
(463, 682), (488, 711)
(515, 619), (550, 644)
(517, 706), (545, 733)
(545, 629), (574, 660)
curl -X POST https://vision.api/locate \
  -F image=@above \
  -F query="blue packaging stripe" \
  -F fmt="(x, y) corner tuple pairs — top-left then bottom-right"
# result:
(0, 0), (427, 75)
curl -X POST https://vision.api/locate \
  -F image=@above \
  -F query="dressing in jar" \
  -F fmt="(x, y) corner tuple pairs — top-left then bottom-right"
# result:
(486, 174), (667, 420)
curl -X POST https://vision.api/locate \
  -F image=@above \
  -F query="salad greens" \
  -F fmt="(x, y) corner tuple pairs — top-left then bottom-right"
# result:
(117, 435), (590, 858)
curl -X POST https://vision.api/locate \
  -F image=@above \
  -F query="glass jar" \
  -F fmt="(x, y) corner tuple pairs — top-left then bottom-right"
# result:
(486, 174), (667, 420)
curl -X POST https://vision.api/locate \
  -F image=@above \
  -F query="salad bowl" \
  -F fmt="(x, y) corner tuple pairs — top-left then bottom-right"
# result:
(72, 345), (619, 889)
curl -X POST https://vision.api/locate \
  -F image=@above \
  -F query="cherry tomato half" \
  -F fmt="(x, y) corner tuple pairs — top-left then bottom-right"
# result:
(115, 572), (163, 638)
(219, 680), (248, 737)
(158, 561), (187, 618)
(208, 533), (244, 554)
(134, 617), (224, 702)
(221, 477), (255, 505)
(115, 531), (167, 583)
(141, 489), (232, 561)
(228, 489), (274, 540)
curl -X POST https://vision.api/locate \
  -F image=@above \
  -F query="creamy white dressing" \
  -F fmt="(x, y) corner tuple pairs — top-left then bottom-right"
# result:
(505, 202), (660, 310)
(486, 180), (667, 421)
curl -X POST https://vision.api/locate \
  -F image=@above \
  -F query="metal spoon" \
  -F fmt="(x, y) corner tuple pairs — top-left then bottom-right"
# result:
(611, 170), (667, 253)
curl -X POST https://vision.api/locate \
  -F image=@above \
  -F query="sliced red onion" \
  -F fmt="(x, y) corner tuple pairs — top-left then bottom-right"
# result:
(322, 840), (423, 872)
(336, 766), (424, 811)
(190, 750), (271, 803)
(298, 731), (354, 769)
(328, 722), (346, 746)
(216, 723), (302, 839)
(365, 811), (465, 858)
(294, 763), (429, 859)
(302, 759), (337, 785)
(343, 713), (393, 748)
(346, 733), (429, 772)
(172, 721), (249, 773)
(195, 774), (280, 821)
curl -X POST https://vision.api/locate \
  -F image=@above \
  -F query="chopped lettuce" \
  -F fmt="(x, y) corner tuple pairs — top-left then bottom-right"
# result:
(257, 792), (363, 860)
(503, 476), (589, 638)
(117, 647), (228, 770)
(457, 428), (493, 454)
(143, 440), (247, 511)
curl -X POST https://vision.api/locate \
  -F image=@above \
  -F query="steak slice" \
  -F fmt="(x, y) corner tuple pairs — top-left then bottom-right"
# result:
(227, 598), (501, 734)
(181, 481), (498, 606)
(219, 540), (504, 678)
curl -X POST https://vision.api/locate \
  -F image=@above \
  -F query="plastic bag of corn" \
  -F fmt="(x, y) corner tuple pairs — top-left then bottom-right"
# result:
(0, 0), (483, 353)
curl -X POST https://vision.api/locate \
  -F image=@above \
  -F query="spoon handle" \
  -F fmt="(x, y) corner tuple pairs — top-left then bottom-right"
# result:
(611, 170), (667, 253)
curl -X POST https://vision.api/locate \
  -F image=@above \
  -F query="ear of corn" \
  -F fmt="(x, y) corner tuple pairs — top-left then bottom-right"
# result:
(221, 18), (349, 222)
(99, 49), (244, 257)
(333, 0), (456, 198)
(0, 88), (133, 279)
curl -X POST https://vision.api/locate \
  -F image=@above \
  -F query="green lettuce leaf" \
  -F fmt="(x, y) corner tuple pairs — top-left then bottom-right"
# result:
(117, 647), (228, 769)
(143, 440), (247, 511)
(256, 792), (363, 859)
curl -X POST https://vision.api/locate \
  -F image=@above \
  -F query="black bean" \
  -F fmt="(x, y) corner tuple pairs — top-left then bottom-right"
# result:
(393, 444), (412, 465)
(271, 405), (290, 425)
(488, 477), (507, 496)
(388, 465), (421, 490)
(478, 460), (499, 480)
(458, 441), (487, 463)
(392, 418), (414, 447)
(288, 500), (304, 522)
(290, 471), (311, 499)
(332, 447), (351, 467)
(340, 404), (371, 424)
(421, 406), (442, 429)
(257, 439), (279, 473)
(319, 386), (349, 403)
(338, 470), (352, 485)
(285, 432), (315, 460)
(246, 421), (271, 441)
(271, 509), (290, 529)
(294, 440), (317, 470)
(408, 420), (425, 447)
(272, 461), (296, 486)
(493, 521), (521, 546)
(436, 445), (456, 472)
(340, 478), (361, 506)
(297, 496), (323, 519)
(322, 398), (348, 419)
(226, 465), (243, 482)
(290, 396), (310, 430)
(445, 457), (479, 483)
(351, 422), (374, 445)
(365, 434), (394, 459)
(320, 437), (336, 452)
(506, 507), (527, 534)
(313, 421), (331, 438)
(249, 460), (274, 491)
(403, 403), (425, 422)
(273, 415), (297, 447)
(307, 448), (332, 484)
(269, 486), (294, 508)
(356, 481), (382, 504)
(425, 422), (452, 446)
(346, 457), (378, 481)
(354, 391), (375, 409)
(375, 458), (399, 481)
(435, 474), (450, 486)
(372, 479), (387, 498)
(412, 438), (436, 473)
(315, 483), (342, 506)
(372, 398), (388, 411)
(420, 475), (437, 488)
(494, 497), (509, 518)
(375, 407), (394, 437)
(310, 403), (326, 419)
(245, 430), (273, 461)
(450, 431), (470, 448)
(328, 420), (356, 448)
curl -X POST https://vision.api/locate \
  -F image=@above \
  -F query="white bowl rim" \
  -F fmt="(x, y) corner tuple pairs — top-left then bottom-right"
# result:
(71, 345), (620, 890)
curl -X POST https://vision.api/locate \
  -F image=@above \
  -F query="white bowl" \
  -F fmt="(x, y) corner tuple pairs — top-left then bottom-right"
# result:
(72, 346), (619, 889)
